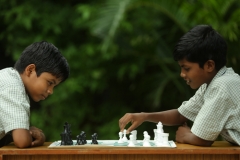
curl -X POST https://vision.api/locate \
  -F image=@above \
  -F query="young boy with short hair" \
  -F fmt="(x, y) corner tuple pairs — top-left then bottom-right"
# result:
(119, 25), (240, 146)
(0, 41), (70, 148)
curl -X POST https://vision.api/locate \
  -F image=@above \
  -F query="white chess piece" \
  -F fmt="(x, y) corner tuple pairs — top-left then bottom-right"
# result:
(118, 132), (124, 143)
(131, 130), (138, 144)
(157, 122), (164, 133)
(155, 121), (169, 147)
(122, 129), (128, 142)
(143, 131), (148, 141)
(128, 135), (135, 147)
(153, 129), (157, 142)
(155, 122), (163, 146)
(142, 133), (151, 147)
(161, 133), (169, 146)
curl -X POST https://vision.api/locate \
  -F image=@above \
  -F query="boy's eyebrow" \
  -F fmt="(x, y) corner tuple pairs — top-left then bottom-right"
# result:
(179, 64), (189, 68)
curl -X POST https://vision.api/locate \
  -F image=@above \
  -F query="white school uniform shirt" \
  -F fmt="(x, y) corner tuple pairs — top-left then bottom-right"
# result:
(0, 67), (30, 140)
(178, 66), (240, 145)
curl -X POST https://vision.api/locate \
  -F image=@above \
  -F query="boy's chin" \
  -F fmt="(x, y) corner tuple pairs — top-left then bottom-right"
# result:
(33, 99), (41, 102)
(190, 85), (200, 90)
(30, 96), (43, 102)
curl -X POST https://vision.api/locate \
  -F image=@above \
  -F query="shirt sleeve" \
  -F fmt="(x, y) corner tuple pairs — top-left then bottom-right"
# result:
(178, 84), (206, 121)
(0, 83), (30, 133)
(191, 82), (233, 141)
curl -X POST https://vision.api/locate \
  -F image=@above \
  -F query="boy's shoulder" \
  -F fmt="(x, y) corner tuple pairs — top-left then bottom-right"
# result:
(215, 67), (239, 82)
(0, 67), (18, 78)
(211, 67), (240, 90)
(0, 67), (23, 88)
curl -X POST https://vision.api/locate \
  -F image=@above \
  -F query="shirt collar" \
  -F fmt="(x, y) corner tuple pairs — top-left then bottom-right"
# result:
(210, 66), (227, 83)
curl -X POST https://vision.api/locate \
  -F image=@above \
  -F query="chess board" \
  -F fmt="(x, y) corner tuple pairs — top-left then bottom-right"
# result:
(48, 140), (176, 148)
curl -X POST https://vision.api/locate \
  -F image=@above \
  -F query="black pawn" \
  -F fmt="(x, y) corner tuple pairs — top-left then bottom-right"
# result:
(91, 133), (98, 144)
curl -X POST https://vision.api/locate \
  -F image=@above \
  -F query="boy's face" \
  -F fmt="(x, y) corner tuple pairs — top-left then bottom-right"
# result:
(22, 64), (61, 102)
(178, 59), (215, 89)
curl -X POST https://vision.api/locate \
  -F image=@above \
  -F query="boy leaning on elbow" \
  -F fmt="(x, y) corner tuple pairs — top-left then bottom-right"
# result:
(0, 41), (70, 148)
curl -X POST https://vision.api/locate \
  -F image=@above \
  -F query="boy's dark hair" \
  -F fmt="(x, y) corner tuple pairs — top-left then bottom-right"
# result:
(173, 25), (227, 71)
(14, 41), (69, 82)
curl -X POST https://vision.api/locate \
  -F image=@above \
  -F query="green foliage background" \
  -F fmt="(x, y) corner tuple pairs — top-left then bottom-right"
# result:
(0, 0), (240, 141)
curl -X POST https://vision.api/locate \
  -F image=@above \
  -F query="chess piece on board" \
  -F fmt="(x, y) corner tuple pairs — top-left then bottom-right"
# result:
(142, 132), (151, 147)
(155, 121), (169, 146)
(128, 135), (135, 147)
(81, 131), (87, 144)
(156, 122), (164, 133)
(91, 133), (98, 144)
(143, 131), (148, 141)
(76, 134), (83, 145)
(130, 130), (137, 144)
(118, 132), (124, 143)
(161, 133), (169, 146)
(122, 129), (128, 142)
(76, 131), (87, 145)
(153, 129), (157, 142)
(60, 122), (73, 145)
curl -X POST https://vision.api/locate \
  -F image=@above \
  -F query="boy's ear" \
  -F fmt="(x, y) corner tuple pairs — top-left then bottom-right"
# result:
(204, 60), (215, 72)
(25, 64), (36, 76)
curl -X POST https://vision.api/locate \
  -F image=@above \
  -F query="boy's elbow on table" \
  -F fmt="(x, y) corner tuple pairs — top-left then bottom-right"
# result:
(14, 140), (31, 148)
(200, 140), (214, 147)
(12, 129), (32, 148)
(194, 137), (214, 147)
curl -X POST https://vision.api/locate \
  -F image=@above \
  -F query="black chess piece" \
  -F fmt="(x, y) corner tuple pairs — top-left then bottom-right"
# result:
(81, 131), (87, 144)
(76, 133), (84, 145)
(60, 132), (67, 145)
(91, 133), (98, 144)
(60, 122), (73, 145)
(76, 131), (87, 145)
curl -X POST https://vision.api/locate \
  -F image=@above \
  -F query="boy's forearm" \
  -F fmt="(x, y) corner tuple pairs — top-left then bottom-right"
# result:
(145, 109), (187, 125)
(119, 109), (188, 132)
(183, 132), (213, 147)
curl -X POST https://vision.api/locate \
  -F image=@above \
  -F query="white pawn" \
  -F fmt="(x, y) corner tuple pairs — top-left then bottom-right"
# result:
(143, 133), (151, 147)
(128, 135), (135, 147)
(122, 129), (128, 142)
(118, 132), (124, 143)
(143, 131), (148, 141)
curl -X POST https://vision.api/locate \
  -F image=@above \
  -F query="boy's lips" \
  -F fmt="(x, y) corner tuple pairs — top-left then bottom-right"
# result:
(41, 95), (47, 100)
(186, 80), (191, 85)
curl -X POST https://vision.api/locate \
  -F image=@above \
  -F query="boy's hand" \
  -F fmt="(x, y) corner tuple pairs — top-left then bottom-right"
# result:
(29, 126), (46, 147)
(119, 113), (146, 133)
(175, 123), (191, 143)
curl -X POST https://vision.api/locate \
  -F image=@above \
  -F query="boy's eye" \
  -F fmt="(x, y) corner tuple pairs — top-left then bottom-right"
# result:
(48, 81), (53, 85)
(184, 68), (190, 71)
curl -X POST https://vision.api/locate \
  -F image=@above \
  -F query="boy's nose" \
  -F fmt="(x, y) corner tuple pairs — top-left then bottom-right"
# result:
(180, 72), (186, 78)
(47, 88), (53, 95)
